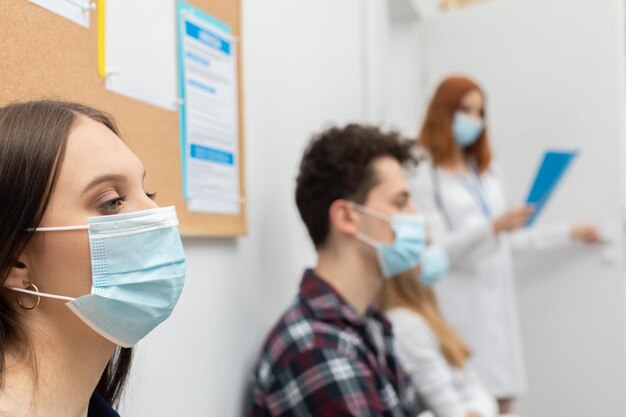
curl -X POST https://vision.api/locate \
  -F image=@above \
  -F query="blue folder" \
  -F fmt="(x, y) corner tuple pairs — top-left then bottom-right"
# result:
(525, 150), (577, 226)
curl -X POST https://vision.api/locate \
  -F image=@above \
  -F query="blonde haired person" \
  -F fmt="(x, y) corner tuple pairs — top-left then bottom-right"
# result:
(380, 269), (524, 417)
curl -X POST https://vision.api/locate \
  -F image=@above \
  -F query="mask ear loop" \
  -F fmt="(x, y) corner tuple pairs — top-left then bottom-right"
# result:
(27, 225), (89, 232)
(16, 281), (40, 311)
(11, 286), (76, 303)
(350, 202), (391, 223)
(13, 225), (88, 309)
(354, 232), (382, 249)
(350, 203), (388, 248)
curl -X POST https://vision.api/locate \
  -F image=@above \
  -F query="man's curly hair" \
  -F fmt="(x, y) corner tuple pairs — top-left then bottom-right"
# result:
(295, 124), (417, 248)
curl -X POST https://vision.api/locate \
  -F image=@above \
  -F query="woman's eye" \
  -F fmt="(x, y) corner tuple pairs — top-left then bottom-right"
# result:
(146, 191), (157, 200)
(100, 195), (127, 212)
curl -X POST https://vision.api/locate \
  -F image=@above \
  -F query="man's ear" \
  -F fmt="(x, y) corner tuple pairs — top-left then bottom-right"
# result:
(3, 257), (31, 290)
(329, 200), (359, 237)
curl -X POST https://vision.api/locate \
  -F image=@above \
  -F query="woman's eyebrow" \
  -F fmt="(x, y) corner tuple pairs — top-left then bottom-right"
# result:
(81, 174), (126, 195)
(82, 170), (146, 195)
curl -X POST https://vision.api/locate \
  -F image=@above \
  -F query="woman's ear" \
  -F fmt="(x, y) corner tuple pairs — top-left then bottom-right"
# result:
(3, 258), (31, 290)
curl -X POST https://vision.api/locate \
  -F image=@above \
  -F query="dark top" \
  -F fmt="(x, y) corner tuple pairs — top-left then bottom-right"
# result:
(88, 394), (121, 417)
(247, 269), (421, 416)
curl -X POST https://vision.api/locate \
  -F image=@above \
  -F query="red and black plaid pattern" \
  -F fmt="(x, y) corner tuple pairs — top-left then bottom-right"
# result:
(247, 270), (421, 417)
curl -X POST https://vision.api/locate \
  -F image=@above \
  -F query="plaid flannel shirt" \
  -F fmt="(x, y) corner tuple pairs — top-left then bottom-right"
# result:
(247, 269), (421, 417)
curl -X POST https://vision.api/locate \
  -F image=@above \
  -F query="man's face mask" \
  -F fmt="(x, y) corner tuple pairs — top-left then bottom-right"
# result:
(351, 203), (427, 278)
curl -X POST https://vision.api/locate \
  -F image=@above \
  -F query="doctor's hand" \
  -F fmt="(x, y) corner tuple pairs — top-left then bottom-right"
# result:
(493, 206), (534, 234)
(570, 225), (601, 244)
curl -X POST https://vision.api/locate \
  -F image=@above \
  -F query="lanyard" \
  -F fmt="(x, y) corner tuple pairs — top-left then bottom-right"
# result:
(431, 166), (453, 230)
(457, 167), (492, 219)
(431, 161), (493, 231)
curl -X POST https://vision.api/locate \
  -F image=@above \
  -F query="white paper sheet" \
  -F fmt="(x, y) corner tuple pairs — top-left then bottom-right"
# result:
(28, 0), (91, 28)
(178, 1), (240, 215)
(104, 0), (178, 111)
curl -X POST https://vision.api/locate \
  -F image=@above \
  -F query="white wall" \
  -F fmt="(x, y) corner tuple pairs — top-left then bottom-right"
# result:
(410, 1), (626, 416)
(118, 1), (379, 416)
(361, 0), (391, 123)
(385, 12), (424, 135)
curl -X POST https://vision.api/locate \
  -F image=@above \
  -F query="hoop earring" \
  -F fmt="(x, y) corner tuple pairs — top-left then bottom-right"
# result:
(17, 281), (40, 311)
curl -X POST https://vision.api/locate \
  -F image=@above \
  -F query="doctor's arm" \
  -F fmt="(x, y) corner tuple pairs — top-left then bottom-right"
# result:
(509, 222), (600, 253)
(491, 164), (600, 251)
(411, 169), (532, 267)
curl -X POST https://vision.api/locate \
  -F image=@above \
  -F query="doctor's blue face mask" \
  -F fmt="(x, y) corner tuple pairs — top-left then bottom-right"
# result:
(351, 203), (427, 278)
(10, 206), (186, 348)
(452, 111), (484, 148)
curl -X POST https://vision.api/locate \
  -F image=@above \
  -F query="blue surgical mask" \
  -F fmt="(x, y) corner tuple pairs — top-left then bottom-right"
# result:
(352, 203), (427, 278)
(419, 246), (449, 287)
(452, 111), (484, 147)
(11, 206), (186, 347)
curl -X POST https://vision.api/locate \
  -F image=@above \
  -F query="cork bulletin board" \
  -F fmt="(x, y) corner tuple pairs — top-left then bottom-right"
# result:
(0, 0), (246, 237)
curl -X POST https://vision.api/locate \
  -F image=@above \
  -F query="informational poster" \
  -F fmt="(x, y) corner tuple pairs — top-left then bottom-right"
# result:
(177, 0), (240, 214)
(28, 0), (92, 28)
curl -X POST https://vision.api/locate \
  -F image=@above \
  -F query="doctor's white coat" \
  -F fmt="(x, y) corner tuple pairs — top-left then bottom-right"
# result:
(409, 158), (571, 397)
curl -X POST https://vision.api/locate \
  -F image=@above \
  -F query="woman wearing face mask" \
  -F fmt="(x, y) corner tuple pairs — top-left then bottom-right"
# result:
(409, 76), (599, 413)
(0, 100), (186, 416)
(380, 269), (499, 417)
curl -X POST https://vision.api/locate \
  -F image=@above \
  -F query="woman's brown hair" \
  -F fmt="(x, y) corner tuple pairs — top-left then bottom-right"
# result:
(419, 75), (492, 173)
(379, 270), (470, 368)
(0, 100), (132, 406)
